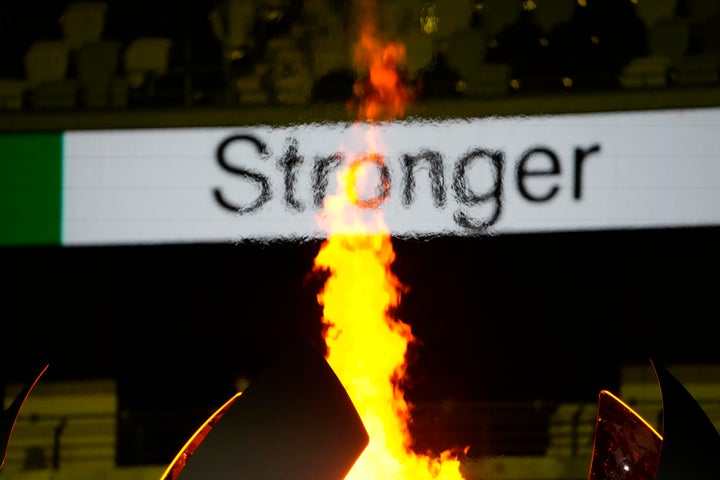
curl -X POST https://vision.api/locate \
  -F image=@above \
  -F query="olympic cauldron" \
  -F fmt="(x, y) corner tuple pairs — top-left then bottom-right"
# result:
(2, 342), (719, 480)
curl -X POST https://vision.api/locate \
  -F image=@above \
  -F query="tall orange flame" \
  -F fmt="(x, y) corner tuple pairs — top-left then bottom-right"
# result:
(348, 1), (413, 121)
(313, 1), (468, 479)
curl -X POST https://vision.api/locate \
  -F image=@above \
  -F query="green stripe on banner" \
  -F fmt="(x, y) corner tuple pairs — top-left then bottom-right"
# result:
(0, 132), (63, 246)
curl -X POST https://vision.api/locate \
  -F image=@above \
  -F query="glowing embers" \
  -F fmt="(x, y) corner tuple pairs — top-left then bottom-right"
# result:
(588, 390), (661, 480)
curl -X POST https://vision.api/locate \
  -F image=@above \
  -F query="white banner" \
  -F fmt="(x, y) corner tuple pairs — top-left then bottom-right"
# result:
(61, 107), (720, 245)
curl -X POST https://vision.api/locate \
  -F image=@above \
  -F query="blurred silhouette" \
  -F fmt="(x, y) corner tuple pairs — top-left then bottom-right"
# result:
(59, 2), (108, 51)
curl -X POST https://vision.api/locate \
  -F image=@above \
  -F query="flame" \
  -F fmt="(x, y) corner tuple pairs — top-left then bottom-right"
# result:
(348, 2), (413, 121)
(313, 1), (467, 479)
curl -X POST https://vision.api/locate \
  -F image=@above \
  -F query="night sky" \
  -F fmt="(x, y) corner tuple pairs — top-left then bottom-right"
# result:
(3, 225), (719, 412)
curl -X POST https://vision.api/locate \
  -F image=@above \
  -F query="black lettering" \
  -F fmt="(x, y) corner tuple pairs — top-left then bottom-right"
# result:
(348, 153), (390, 209)
(312, 152), (344, 209)
(452, 148), (504, 232)
(516, 146), (561, 202)
(574, 144), (601, 200)
(213, 134), (272, 214)
(400, 150), (446, 208)
(277, 138), (304, 211)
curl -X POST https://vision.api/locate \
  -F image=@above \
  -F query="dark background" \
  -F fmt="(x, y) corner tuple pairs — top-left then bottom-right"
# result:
(3, 225), (718, 411)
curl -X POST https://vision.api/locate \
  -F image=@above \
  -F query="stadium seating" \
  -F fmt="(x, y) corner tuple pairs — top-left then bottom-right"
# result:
(0, 0), (717, 111)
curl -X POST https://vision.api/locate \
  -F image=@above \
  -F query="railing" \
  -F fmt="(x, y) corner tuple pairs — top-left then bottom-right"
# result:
(2, 412), (116, 471)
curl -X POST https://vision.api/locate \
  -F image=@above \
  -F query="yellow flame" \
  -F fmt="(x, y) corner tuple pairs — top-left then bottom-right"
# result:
(313, 1), (468, 478)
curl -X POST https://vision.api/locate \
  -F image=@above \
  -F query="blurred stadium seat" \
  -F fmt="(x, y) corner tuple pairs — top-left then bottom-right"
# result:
(24, 40), (79, 109)
(266, 37), (312, 104)
(696, 13), (720, 55)
(208, 0), (256, 81)
(671, 52), (720, 86)
(635, 0), (678, 30)
(0, 0), (715, 111)
(299, 0), (353, 85)
(647, 16), (691, 60)
(76, 40), (121, 84)
(532, 0), (576, 35)
(0, 79), (27, 110)
(76, 39), (127, 108)
(619, 16), (690, 89)
(60, 1), (109, 51)
(618, 55), (672, 88)
(123, 36), (172, 89)
(24, 40), (71, 89)
(444, 27), (511, 97)
(432, 0), (475, 40)
(475, 0), (523, 42)
(687, 0), (720, 20)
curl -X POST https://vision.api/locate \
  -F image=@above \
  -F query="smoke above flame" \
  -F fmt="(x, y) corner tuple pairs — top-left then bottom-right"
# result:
(313, 1), (468, 479)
